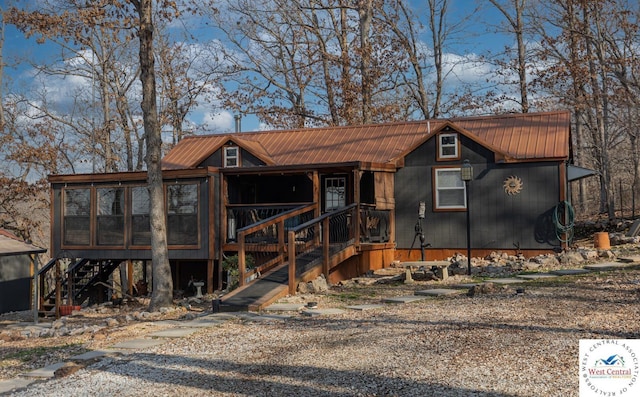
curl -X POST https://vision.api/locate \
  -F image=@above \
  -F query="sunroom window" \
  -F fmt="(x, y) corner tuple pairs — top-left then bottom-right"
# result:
(63, 188), (91, 245)
(131, 186), (151, 246)
(434, 168), (466, 210)
(97, 187), (125, 246)
(167, 183), (198, 245)
(438, 133), (459, 160)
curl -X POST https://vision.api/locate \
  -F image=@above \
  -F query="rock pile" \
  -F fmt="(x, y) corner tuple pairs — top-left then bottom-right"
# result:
(0, 301), (194, 340)
(447, 245), (619, 277)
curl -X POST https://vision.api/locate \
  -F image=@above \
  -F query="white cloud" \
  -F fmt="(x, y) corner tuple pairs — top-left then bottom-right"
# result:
(442, 52), (494, 84)
(201, 110), (234, 132)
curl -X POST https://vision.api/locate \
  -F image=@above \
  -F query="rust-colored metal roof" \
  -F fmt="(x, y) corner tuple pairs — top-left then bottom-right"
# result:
(162, 111), (570, 170)
(451, 111), (570, 160)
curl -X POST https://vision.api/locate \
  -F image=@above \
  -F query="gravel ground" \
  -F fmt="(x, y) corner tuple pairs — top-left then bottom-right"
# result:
(3, 265), (640, 397)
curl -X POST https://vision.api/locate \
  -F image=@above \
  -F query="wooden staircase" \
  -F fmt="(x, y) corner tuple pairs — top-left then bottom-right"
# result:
(39, 258), (122, 311)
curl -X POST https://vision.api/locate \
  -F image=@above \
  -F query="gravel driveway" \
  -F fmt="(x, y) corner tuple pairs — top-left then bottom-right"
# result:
(4, 266), (640, 397)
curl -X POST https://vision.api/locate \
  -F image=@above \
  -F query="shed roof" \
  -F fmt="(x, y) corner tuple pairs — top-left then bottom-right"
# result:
(0, 230), (47, 257)
(162, 111), (570, 170)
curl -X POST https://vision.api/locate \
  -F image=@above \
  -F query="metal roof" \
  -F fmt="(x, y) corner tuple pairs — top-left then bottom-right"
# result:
(0, 230), (47, 257)
(162, 111), (570, 170)
(452, 111), (570, 160)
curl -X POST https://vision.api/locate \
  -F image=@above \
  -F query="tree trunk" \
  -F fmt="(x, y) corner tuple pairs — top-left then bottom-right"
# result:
(0, 10), (5, 131)
(358, 0), (373, 124)
(99, 40), (116, 172)
(514, 0), (528, 113)
(429, 0), (445, 118)
(136, 0), (173, 310)
(489, 0), (529, 113)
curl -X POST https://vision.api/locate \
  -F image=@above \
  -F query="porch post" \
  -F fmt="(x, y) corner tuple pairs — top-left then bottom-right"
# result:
(32, 254), (40, 324)
(323, 217), (330, 278)
(127, 260), (134, 296)
(238, 233), (246, 287)
(288, 230), (296, 295)
(312, 171), (320, 217)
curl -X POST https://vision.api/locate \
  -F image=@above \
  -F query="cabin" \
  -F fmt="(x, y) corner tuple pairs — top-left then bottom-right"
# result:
(44, 110), (573, 311)
(0, 230), (46, 314)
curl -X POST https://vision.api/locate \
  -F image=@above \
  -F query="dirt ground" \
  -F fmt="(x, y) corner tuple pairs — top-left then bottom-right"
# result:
(2, 244), (640, 384)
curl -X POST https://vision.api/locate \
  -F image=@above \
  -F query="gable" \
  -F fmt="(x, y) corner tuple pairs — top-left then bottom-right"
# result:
(162, 136), (275, 170)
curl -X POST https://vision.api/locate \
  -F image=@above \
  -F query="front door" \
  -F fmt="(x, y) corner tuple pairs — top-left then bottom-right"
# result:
(323, 175), (347, 212)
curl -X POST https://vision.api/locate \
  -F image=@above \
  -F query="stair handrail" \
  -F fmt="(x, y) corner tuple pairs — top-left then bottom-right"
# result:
(286, 203), (359, 294)
(235, 203), (318, 286)
(288, 203), (357, 233)
(37, 257), (57, 276)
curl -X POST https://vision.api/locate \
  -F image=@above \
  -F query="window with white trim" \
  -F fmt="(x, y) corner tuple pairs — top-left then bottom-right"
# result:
(224, 146), (239, 167)
(434, 168), (466, 209)
(438, 133), (459, 159)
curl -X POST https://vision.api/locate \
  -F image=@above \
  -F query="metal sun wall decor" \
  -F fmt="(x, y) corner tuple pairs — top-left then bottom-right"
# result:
(503, 175), (523, 195)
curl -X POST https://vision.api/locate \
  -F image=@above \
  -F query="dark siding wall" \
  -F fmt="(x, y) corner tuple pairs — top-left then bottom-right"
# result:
(395, 135), (561, 251)
(200, 148), (265, 168)
(200, 150), (222, 168)
(0, 277), (31, 313)
(0, 255), (31, 281)
(0, 253), (32, 313)
(212, 173), (220, 255)
(241, 149), (265, 167)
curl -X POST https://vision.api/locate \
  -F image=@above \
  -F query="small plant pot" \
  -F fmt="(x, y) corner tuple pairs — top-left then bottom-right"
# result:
(59, 305), (81, 316)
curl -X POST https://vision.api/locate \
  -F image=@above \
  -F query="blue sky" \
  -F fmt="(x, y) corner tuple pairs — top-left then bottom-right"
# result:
(2, 1), (516, 134)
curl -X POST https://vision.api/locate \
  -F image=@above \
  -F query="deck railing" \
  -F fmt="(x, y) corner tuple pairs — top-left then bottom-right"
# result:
(227, 204), (309, 243)
(359, 207), (391, 243)
(231, 203), (390, 292)
(235, 203), (318, 286)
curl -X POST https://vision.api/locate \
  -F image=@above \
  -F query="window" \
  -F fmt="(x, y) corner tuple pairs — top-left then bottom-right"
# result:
(167, 183), (198, 245)
(224, 146), (239, 167)
(131, 186), (151, 246)
(325, 177), (346, 211)
(434, 168), (466, 210)
(63, 188), (91, 245)
(438, 133), (459, 160)
(97, 188), (125, 245)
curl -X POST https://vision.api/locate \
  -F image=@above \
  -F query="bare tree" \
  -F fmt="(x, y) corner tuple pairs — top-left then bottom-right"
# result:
(209, 0), (425, 128)
(530, 0), (640, 219)
(6, 1), (142, 173)
(156, 31), (222, 144)
(357, 0), (374, 124)
(487, 0), (530, 113)
(8, 0), (182, 309)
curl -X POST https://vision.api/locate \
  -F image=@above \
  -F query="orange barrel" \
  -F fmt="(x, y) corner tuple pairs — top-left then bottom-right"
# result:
(594, 232), (610, 249)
